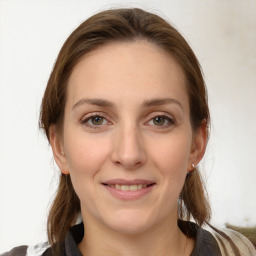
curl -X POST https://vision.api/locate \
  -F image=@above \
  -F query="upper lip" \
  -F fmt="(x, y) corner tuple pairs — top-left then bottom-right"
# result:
(102, 179), (156, 186)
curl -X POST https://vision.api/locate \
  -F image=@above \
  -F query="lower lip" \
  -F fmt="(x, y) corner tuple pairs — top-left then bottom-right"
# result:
(104, 185), (155, 200)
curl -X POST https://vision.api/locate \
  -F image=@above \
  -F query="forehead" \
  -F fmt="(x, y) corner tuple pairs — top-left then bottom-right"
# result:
(67, 40), (189, 110)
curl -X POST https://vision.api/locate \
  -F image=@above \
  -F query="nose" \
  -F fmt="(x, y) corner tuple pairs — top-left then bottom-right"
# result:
(111, 123), (147, 169)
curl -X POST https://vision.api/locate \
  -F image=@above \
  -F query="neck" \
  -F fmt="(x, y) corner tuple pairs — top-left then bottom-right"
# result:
(78, 214), (191, 256)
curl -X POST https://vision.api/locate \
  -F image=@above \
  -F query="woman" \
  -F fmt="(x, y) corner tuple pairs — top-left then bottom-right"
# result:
(3, 8), (255, 256)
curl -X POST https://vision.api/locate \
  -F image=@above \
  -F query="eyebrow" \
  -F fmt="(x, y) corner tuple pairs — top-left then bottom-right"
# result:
(72, 97), (183, 110)
(72, 98), (114, 110)
(142, 98), (183, 110)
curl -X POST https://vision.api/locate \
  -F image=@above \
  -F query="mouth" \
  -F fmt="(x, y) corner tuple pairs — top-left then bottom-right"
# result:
(102, 183), (155, 191)
(101, 179), (156, 200)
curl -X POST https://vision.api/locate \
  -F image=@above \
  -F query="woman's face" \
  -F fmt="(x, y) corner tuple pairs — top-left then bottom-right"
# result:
(51, 40), (205, 234)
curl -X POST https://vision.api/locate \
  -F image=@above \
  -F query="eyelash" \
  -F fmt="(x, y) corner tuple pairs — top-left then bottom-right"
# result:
(146, 114), (176, 128)
(80, 113), (176, 129)
(81, 114), (110, 129)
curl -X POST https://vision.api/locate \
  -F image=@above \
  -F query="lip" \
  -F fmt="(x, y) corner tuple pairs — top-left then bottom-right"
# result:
(102, 179), (154, 186)
(102, 179), (156, 200)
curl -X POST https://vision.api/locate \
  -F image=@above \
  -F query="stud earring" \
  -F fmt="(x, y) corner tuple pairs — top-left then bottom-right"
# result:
(186, 163), (196, 179)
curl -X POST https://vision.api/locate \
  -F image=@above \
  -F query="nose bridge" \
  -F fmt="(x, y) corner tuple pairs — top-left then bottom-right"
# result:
(111, 119), (146, 169)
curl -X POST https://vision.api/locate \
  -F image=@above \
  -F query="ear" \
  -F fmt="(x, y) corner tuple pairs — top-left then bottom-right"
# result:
(49, 125), (69, 174)
(188, 121), (208, 172)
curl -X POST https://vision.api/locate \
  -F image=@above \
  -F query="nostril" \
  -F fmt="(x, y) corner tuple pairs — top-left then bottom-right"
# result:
(110, 136), (146, 169)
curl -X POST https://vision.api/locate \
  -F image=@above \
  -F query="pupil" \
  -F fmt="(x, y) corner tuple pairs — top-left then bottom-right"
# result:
(92, 116), (103, 125)
(154, 116), (164, 125)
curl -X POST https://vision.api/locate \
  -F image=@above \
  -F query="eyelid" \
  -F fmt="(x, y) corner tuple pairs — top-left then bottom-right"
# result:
(81, 111), (110, 120)
(80, 111), (176, 129)
(80, 112), (112, 128)
(146, 111), (176, 121)
(145, 112), (176, 127)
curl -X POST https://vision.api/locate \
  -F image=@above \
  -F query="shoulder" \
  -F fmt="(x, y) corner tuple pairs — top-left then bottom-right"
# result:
(179, 220), (256, 256)
(207, 225), (256, 256)
(0, 223), (84, 256)
(179, 220), (222, 255)
(0, 246), (27, 256)
(1, 242), (50, 256)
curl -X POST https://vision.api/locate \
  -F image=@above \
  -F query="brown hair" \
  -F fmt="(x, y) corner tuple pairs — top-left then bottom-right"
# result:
(40, 8), (211, 246)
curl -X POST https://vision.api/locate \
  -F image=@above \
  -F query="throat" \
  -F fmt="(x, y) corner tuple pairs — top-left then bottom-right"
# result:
(78, 223), (192, 256)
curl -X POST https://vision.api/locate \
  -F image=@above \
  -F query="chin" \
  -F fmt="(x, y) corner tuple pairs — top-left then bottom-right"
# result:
(102, 210), (156, 235)
(109, 221), (150, 235)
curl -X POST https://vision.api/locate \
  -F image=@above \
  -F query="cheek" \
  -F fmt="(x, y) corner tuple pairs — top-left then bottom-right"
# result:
(151, 135), (191, 169)
(143, 133), (192, 221)
(64, 132), (110, 177)
(148, 132), (192, 186)
(63, 133), (111, 209)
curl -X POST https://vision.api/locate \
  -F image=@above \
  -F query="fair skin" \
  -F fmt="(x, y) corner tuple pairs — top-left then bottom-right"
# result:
(50, 40), (207, 256)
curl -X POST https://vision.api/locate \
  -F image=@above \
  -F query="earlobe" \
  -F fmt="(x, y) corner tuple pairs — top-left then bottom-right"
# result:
(49, 125), (69, 175)
(188, 121), (208, 172)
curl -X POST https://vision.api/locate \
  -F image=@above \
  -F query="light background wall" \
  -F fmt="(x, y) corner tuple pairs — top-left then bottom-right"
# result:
(0, 0), (255, 252)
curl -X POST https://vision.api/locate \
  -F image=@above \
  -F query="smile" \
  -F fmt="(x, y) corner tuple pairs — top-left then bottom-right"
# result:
(107, 184), (150, 191)
(102, 179), (156, 200)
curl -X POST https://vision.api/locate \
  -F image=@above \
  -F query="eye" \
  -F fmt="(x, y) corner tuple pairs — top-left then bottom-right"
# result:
(90, 116), (105, 125)
(153, 116), (167, 126)
(81, 114), (109, 128)
(148, 115), (175, 127)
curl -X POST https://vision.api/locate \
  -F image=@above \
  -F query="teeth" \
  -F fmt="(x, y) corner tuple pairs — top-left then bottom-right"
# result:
(109, 184), (149, 191)
(130, 185), (137, 191)
(121, 185), (128, 191)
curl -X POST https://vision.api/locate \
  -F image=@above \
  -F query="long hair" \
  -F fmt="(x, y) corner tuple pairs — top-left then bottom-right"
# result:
(40, 7), (211, 247)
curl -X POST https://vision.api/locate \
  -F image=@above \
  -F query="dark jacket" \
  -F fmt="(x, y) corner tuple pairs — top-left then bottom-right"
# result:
(1, 221), (255, 256)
